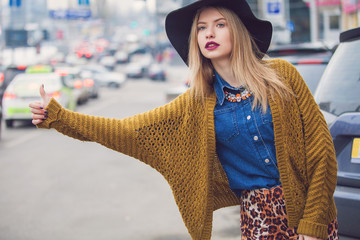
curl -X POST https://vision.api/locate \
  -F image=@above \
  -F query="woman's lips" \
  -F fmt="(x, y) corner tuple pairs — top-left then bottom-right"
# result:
(205, 41), (220, 50)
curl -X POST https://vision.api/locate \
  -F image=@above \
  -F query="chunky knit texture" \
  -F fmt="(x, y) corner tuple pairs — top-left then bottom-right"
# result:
(38, 59), (337, 240)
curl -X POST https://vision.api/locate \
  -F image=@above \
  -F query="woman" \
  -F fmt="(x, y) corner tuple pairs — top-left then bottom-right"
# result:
(29, 0), (338, 239)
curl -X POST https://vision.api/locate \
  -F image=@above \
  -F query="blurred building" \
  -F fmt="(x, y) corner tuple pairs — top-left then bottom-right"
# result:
(248, 0), (359, 44)
(341, 0), (360, 29)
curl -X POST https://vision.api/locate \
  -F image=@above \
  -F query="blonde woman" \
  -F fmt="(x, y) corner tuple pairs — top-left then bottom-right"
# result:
(29, 0), (338, 239)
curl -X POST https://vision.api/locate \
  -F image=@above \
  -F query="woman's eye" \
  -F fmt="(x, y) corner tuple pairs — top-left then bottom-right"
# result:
(217, 23), (225, 28)
(197, 26), (206, 31)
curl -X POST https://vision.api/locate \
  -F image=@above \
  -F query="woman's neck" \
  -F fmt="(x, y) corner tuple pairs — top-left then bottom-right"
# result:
(212, 59), (242, 88)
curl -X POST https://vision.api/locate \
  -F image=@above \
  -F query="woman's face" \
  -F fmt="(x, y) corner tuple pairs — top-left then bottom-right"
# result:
(197, 7), (232, 63)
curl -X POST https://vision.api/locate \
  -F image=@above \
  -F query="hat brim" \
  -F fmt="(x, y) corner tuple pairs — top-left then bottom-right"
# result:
(165, 0), (272, 65)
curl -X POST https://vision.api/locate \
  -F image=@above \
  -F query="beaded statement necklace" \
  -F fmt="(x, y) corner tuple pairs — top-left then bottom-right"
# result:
(224, 87), (252, 103)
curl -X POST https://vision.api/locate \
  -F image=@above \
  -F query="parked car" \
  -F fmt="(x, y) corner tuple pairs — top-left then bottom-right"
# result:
(314, 27), (360, 239)
(126, 53), (153, 79)
(148, 63), (167, 81)
(80, 64), (126, 88)
(2, 72), (76, 128)
(267, 43), (334, 93)
(99, 55), (117, 71)
(125, 62), (145, 79)
(114, 50), (129, 64)
(78, 70), (100, 99)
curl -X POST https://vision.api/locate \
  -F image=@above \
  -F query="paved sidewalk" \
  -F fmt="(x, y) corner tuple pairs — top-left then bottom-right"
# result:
(212, 206), (241, 240)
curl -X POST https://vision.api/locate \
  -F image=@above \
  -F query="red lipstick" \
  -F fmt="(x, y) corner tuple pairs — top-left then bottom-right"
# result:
(205, 41), (220, 50)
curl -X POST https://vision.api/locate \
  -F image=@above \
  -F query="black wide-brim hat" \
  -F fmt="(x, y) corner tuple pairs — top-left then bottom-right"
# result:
(165, 0), (273, 65)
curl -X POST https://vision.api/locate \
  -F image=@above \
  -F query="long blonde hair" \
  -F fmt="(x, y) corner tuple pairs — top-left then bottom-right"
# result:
(188, 6), (291, 111)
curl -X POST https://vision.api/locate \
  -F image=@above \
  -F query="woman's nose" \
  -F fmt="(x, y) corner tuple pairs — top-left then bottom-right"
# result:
(206, 27), (215, 39)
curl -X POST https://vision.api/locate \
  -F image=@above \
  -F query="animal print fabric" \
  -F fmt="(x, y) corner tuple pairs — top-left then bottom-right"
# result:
(240, 186), (338, 239)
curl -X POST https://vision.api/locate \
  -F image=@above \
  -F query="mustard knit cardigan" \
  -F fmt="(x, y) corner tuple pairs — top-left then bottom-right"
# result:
(38, 59), (337, 240)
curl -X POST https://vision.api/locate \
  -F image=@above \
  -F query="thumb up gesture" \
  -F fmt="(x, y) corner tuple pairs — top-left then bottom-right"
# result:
(29, 84), (51, 125)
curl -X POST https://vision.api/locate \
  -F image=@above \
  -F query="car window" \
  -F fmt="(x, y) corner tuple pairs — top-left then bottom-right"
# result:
(295, 64), (327, 94)
(315, 40), (360, 116)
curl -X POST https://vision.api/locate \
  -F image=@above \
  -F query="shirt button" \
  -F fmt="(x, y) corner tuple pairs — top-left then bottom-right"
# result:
(265, 159), (270, 163)
(253, 136), (259, 141)
(247, 115), (251, 120)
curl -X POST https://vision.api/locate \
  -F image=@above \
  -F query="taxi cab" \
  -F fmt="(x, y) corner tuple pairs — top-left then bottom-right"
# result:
(2, 65), (76, 128)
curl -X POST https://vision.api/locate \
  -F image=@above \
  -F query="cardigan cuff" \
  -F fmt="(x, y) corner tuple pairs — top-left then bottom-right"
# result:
(297, 219), (327, 239)
(37, 98), (63, 129)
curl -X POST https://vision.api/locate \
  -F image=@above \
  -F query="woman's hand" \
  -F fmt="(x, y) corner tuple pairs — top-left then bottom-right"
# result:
(29, 84), (51, 125)
(299, 235), (323, 240)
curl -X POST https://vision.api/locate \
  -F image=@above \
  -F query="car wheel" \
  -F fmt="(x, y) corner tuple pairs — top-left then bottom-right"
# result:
(5, 119), (14, 128)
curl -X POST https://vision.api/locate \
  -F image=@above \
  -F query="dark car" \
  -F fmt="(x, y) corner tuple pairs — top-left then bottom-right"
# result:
(314, 27), (360, 239)
(267, 43), (334, 93)
(1, 65), (27, 90)
(0, 71), (3, 140)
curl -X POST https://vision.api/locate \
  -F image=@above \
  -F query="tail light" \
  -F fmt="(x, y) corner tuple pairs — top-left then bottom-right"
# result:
(74, 80), (83, 89)
(17, 65), (27, 70)
(55, 70), (68, 77)
(83, 78), (94, 87)
(96, 46), (104, 53)
(3, 91), (17, 100)
(49, 91), (61, 100)
(85, 53), (92, 58)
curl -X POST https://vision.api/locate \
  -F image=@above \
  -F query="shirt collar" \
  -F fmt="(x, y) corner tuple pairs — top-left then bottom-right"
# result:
(214, 71), (244, 105)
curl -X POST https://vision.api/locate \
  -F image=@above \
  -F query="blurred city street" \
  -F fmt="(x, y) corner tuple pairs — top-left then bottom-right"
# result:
(0, 63), (242, 240)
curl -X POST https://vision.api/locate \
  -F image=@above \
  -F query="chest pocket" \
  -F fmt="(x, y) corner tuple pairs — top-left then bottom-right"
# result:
(260, 105), (273, 125)
(214, 106), (242, 142)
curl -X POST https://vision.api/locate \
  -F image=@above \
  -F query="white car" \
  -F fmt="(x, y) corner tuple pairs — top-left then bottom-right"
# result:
(80, 65), (126, 88)
(2, 73), (76, 127)
(126, 53), (154, 79)
(99, 56), (117, 71)
(114, 50), (129, 64)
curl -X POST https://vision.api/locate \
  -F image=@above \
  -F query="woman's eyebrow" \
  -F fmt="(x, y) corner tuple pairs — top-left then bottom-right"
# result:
(197, 17), (226, 25)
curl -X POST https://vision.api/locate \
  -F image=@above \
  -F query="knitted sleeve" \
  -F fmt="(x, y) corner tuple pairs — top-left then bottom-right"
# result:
(37, 90), (190, 169)
(282, 60), (337, 238)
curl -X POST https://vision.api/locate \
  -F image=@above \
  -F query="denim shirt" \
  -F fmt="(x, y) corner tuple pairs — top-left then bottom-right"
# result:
(214, 72), (281, 197)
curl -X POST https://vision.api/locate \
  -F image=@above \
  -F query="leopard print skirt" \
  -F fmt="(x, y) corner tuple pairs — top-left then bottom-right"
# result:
(240, 185), (338, 240)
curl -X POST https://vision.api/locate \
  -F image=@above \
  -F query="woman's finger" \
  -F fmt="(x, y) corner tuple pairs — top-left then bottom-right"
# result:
(39, 84), (50, 108)
(29, 101), (43, 109)
(32, 113), (47, 120)
(29, 107), (45, 114)
(32, 119), (44, 125)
